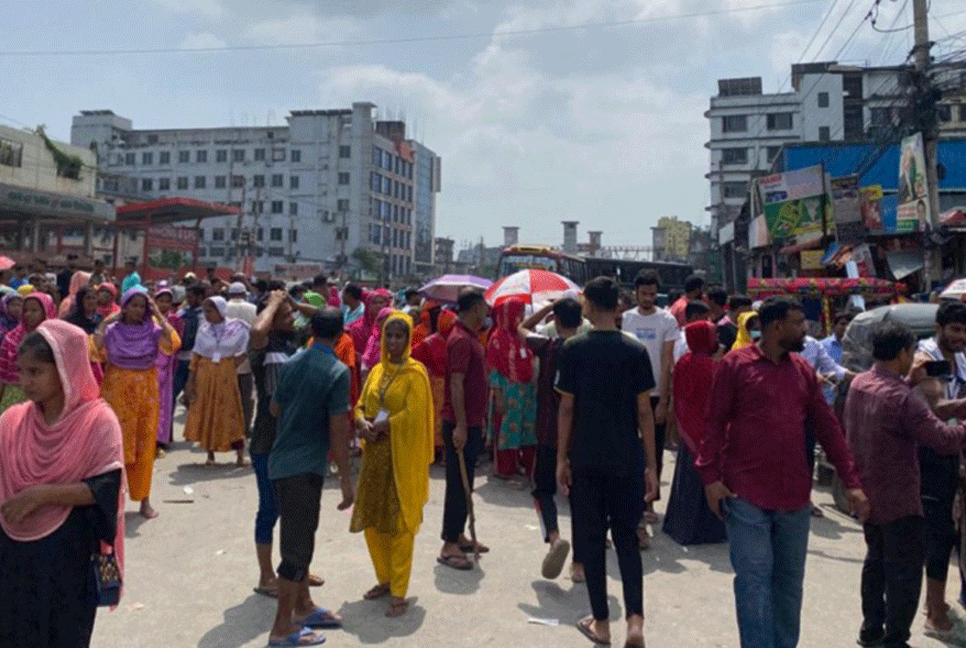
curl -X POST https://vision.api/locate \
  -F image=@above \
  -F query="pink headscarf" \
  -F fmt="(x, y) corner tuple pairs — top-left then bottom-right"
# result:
(0, 292), (58, 384)
(362, 307), (394, 369)
(57, 270), (92, 317)
(0, 320), (124, 554)
(348, 289), (392, 353)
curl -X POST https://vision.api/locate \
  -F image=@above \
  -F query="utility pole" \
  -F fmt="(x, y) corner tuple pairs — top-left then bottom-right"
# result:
(913, 0), (942, 289)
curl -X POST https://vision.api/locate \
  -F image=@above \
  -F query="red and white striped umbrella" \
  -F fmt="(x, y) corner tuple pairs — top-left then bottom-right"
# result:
(484, 269), (581, 308)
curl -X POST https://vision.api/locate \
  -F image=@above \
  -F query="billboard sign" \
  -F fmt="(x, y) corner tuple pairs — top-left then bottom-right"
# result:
(756, 165), (826, 243)
(896, 132), (929, 231)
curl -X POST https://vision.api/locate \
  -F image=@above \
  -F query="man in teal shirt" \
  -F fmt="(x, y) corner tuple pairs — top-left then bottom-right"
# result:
(267, 308), (354, 646)
(121, 258), (141, 293)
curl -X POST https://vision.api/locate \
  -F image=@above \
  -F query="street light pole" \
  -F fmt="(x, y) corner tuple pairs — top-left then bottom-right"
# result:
(913, 0), (942, 289)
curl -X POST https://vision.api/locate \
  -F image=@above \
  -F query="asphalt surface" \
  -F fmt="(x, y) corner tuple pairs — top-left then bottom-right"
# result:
(91, 414), (960, 647)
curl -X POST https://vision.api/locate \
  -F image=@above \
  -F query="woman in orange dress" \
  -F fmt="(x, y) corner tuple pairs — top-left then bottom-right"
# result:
(95, 287), (178, 519)
(183, 296), (251, 466)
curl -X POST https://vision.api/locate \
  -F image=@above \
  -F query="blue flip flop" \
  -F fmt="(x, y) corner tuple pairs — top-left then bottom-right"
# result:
(301, 609), (343, 629)
(268, 626), (326, 646)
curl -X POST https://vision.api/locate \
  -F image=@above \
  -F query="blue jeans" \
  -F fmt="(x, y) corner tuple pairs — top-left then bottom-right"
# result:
(725, 497), (811, 648)
(251, 453), (278, 545)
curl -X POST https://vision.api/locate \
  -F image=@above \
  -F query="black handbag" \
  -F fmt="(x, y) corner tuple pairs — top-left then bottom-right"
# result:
(92, 543), (121, 607)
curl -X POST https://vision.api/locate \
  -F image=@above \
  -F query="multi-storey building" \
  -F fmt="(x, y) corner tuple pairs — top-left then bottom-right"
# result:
(71, 103), (440, 277)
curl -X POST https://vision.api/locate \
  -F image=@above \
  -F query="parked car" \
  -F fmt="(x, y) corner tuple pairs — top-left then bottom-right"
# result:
(841, 303), (938, 372)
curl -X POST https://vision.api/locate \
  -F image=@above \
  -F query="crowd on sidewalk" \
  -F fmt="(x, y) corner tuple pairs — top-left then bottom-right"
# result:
(2, 257), (966, 648)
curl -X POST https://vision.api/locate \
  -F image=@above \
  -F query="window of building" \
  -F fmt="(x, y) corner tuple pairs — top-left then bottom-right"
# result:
(252, 200), (264, 214)
(194, 175), (206, 189)
(721, 148), (748, 165)
(272, 147), (286, 162)
(0, 138), (23, 168)
(371, 173), (380, 191)
(818, 92), (829, 108)
(371, 224), (381, 244)
(290, 230), (298, 243)
(159, 151), (171, 165)
(216, 149), (228, 163)
(819, 126), (831, 142)
(177, 176), (189, 190)
(125, 152), (136, 165)
(268, 247), (285, 257)
(338, 172), (350, 185)
(142, 152), (153, 165)
(765, 146), (782, 163)
(393, 204), (399, 222)
(209, 246), (225, 257)
(141, 178), (153, 192)
(230, 228), (239, 241)
(766, 113), (793, 131)
(271, 174), (283, 188)
(255, 228), (264, 241)
(337, 199), (350, 212)
(290, 175), (299, 190)
(158, 178), (170, 191)
(339, 145), (351, 159)
(289, 202), (298, 216)
(193, 150), (205, 164)
(270, 228), (283, 241)
(178, 150), (190, 164)
(722, 181), (747, 199)
(212, 228), (225, 241)
(254, 148), (265, 161)
(373, 147), (381, 165)
(231, 175), (244, 188)
(407, 185), (413, 202)
(253, 175), (265, 188)
(870, 107), (892, 126)
(232, 149), (245, 162)
(721, 115), (748, 133)
(214, 175), (226, 189)
(290, 149), (301, 163)
(271, 200), (284, 214)
(938, 105), (953, 123)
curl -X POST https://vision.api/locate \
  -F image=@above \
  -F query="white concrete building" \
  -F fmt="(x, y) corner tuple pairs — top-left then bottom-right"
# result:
(71, 104), (440, 277)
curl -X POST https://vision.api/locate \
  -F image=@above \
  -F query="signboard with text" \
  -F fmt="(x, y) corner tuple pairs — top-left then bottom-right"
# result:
(144, 226), (198, 277)
(896, 133), (929, 231)
(757, 165), (826, 244)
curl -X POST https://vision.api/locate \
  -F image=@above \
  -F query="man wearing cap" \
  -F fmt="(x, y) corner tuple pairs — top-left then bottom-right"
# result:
(228, 281), (258, 435)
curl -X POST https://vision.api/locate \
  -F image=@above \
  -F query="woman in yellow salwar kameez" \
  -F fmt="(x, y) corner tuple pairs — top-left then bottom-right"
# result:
(351, 311), (433, 618)
(96, 286), (179, 519)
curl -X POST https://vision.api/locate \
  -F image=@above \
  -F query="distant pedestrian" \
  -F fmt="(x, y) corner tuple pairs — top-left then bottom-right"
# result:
(557, 276), (657, 648)
(730, 311), (760, 351)
(227, 282), (258, 435)
(0, 321), (124, 648)
(153, 288), (183, 452)
(267, 309), (354, 647)
(120, 258), (141, 294)
(696, 296), (869, 648)
(0, 293), (57, 413)
(670, 274), (706, 327)
(438, 288), (491, 571)
(717, 293), (752, 351)
(412, 308), (457, 456)
(845, 321), (966, 648)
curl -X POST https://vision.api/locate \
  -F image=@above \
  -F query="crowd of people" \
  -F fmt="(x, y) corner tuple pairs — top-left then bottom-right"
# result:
(2, 257), (966, 648)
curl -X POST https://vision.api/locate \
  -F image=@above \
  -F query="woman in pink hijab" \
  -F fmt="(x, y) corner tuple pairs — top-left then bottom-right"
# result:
(0, 319), (125, 647)
(348, 289), (392, 354)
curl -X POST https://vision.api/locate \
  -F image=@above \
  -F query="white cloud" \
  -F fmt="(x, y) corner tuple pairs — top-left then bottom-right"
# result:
(242, 11), (362, 46)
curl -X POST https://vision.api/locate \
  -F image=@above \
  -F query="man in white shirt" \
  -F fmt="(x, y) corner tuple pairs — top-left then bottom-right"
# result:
(621, 270), (679, 546)
(227, 282), (258, 434)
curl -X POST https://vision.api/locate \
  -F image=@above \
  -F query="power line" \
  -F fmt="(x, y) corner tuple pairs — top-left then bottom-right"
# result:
(0, 0), (826, 58)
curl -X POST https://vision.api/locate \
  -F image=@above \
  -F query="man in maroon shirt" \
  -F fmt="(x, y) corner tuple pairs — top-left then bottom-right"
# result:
(696, 296), (869, 648)
(845, 321), (966, 648)
(438, 288), (490, 571)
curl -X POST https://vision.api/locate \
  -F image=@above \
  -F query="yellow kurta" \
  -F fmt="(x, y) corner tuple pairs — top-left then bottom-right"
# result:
(100, 327), (177, 501)
(183, 354), (246, 452)
(350, 312), (434, 597)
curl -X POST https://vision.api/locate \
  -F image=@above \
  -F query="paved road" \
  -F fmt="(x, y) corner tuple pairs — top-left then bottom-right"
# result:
(91, 416), (956, 647)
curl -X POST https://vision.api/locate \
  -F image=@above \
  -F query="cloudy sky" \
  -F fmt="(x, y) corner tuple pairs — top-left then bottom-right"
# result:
(1, 0), (963, 250)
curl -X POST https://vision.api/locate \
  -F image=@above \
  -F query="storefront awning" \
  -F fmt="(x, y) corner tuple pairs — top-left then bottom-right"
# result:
(116, 197), (239, 226)
(0, 182), (114, 222)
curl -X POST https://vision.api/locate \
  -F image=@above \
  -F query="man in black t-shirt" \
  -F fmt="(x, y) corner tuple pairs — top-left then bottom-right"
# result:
(556, 276), (658, 648)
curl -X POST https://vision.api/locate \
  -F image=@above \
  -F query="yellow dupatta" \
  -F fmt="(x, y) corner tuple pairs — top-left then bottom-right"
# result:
(354, 311), (435, 532)
(731, 311), (758, 351)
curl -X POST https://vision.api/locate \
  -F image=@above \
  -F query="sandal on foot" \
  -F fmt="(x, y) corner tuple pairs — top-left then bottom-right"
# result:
(458, 541), (489, 554)
(386, 598), (409, 618)
(542, 539), (571, 580)
(254, 586), (279, 598)
(300, 608), (342, 629)
(437, 554), (473, 571)
(364, 583), (390, 600)
(308, 574), (325, 587)
(577, 617), (611, 645)
(268, 627), (326, 646)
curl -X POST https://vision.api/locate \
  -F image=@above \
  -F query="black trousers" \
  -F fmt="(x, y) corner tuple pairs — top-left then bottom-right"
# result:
(571, 463), (644, 621)
(272, 473), (324, 583)
(861, 516), (926, 647)
(441, 421), (484, 543)
(920, 447), (959, 582)
(532, 444), (558, 543)
(649, 396), (666, 480)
